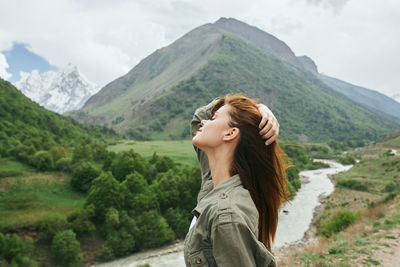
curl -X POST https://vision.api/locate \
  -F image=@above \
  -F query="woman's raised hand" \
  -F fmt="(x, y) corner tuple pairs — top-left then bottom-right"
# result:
(256, 104), (280, 146)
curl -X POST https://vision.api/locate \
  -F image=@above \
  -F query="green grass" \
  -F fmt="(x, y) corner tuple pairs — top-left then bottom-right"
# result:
(334, 151), (400, 195)
(0, 158), (36, 177)
(107, 139), (198, 166)
(0, 158), (86, 231)
(315, 146), (400, 237)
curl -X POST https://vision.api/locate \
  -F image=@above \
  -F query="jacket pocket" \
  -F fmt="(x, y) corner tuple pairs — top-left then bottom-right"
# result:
(189, 250), (208, 266)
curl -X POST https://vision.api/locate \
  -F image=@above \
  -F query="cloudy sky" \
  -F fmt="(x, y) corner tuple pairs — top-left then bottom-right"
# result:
(0, 0), (399, 98)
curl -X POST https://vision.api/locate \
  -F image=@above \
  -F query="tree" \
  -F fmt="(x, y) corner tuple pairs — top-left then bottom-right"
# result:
(164, 208), (190, 238)
(150, 170), (180, 212)
(155, 156), (175, 173)
(111, 153), (138, 181)
(136, 210), (175, 248)
(51, 230), (83, 267)
(121, 171), (148, 194)
(101, 209), (139, 257)
(71, 161), (101, 192)
(86, 172), (121, 221)
(72, 143), (92, 163)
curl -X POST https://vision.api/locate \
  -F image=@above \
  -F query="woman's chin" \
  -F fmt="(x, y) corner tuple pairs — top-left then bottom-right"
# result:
(192, 135), (202, 148)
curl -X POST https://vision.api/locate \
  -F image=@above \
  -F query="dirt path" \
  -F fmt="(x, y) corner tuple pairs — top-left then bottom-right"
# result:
(371, 228), (400, 267)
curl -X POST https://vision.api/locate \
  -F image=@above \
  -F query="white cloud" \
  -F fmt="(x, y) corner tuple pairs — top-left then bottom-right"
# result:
(0, 52), (12, 80)
(0, 0), (399, 96)
(304, 0), (350, 15)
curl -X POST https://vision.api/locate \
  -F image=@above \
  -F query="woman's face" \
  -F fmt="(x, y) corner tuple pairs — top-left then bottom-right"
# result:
(192, 104), (235, 150)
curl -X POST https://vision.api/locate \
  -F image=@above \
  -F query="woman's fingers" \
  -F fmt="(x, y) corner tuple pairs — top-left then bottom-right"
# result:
(259, 114), (269, 129)
(259, 117), (273, 136)
(260, 119), (279, 146)
(257, 103), (280, 145)
(264, 126), (279, 145)
(261, 125), (275, 140)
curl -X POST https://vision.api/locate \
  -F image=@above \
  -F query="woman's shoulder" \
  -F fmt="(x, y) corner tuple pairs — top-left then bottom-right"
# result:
(211, 185), (259, 235)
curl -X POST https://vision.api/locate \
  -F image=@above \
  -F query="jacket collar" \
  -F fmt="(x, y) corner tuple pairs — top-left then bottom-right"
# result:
(192, 173), (242, 217)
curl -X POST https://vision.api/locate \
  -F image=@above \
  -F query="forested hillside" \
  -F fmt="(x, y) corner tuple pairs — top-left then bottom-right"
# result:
(0, 78), (116, 161)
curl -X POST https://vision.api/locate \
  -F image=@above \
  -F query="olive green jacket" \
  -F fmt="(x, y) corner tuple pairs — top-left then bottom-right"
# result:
(183, 98), (277, 267)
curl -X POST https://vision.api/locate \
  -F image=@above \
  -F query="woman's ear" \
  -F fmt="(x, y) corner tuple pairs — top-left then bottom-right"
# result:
(223, 127), (240, 141)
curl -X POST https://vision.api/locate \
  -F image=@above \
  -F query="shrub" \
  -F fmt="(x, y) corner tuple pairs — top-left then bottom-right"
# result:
(38, 215), (69, 240)
(31, 151), (54, 171)
(3, 193), (42, 210)
(55, 157), (73, 172)
(0, 233), (38, 266)
(335, 155), (356, 165)
(8, 144), (35, 163)
(337, 179), (369, 192)
(0, 233), (23, 263)
(95, 244), (114, 261)
(328, 246), (346, 255)
(383, 192), (397, 203)
(67, 208), (96, 236)
(51, 230), (83, 267)
(287, 166), (301, 191)
(49, 146), (67, 162)
(383, 181), (398, 193)
(321, 211), (358, 237)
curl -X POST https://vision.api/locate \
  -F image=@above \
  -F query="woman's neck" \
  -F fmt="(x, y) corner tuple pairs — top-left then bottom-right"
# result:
(206, 146), (235, 189)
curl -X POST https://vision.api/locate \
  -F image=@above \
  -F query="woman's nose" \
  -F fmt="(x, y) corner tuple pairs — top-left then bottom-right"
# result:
(201, 120), (206, 126)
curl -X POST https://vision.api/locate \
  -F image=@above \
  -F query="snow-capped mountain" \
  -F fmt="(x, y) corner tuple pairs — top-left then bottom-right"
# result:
(14, 63), (100, 114)
(391, 93), (400, 103)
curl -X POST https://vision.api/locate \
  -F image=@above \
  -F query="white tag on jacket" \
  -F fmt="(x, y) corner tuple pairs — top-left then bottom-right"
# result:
(189, 216), (197, 230)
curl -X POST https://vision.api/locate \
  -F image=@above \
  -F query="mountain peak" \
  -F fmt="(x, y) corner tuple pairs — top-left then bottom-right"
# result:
(14, 64), (100, 114)
(62, 62), (78, 73)
(214, 17), (243, 25)
(212, 17), (303, 69)
(297, 56), (319, 75)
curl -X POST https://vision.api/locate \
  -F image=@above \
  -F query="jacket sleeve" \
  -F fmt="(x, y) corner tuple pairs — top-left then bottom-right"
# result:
(211, 220), (277, 267)
(190, 97), (220, 189)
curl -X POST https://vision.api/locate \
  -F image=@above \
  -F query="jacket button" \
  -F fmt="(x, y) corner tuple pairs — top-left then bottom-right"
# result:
(219, 193), (227, 199)
(195, 256), (202, 264)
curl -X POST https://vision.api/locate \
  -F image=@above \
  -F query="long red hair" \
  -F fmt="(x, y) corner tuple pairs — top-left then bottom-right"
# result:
(211, 94), (291, 252)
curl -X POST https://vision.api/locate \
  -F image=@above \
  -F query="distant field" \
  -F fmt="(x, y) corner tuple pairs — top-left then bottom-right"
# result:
(0, 158), (86, 231)
(107, 139), (199, 166)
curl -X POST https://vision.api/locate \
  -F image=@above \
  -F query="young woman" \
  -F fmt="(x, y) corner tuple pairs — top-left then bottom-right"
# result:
(184, 94), (290, 267)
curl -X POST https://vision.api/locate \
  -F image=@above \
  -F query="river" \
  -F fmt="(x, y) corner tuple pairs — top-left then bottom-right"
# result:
(94, 159), (353, 267)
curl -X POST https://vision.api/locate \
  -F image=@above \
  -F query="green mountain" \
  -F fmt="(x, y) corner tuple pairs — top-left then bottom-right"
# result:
(296, 55), (400, 123)
(319, 74), (400, 123)
(67, 18), (399, 142)
(0, 78), (116, 156)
